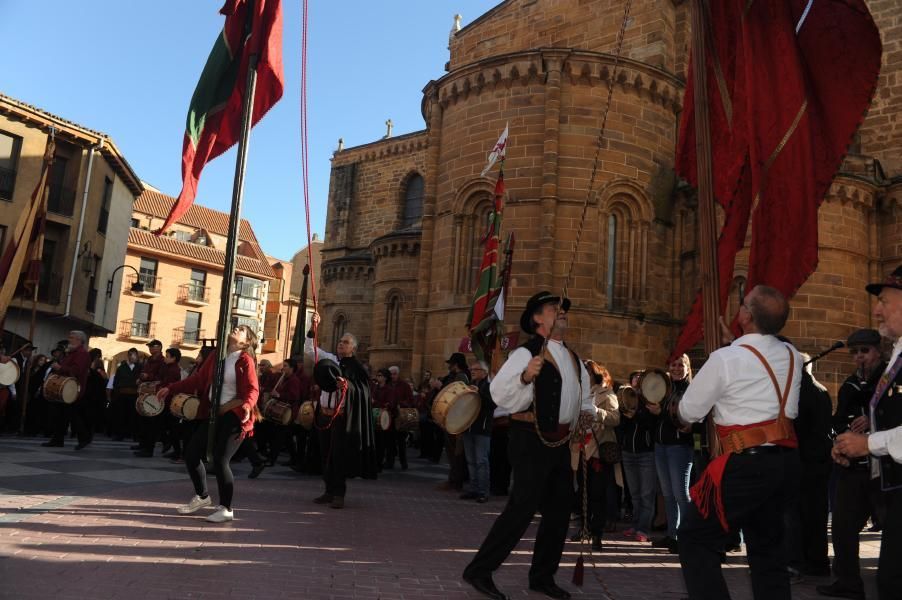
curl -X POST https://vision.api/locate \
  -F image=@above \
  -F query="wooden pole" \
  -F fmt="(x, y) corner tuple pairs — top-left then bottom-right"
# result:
(690, 0), (722, 457)
(206, 54), (259, 462)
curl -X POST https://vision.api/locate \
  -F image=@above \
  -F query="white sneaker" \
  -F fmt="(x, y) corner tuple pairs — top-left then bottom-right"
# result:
(205, 506), (234, 523)
(177, 495), (212, 514)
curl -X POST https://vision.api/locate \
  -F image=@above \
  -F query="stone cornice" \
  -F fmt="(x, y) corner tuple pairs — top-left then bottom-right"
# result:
(827, 174), (880, 209)
(423, 48), (683, 116)
(369, 229), (422, 262)
(321, 254), (374, 284)
(332, 130), (429, 166)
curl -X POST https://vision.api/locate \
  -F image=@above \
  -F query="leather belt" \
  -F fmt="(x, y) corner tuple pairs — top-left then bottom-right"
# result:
(737, 445), (792, 456)
(510, 416), (571, 442)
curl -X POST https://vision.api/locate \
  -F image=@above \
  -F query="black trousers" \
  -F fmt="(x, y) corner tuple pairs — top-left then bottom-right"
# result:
(575, 457), (615, 537)
(464, 427), (573, 585)
(679, 448), (800, 600)
(385, 429), (408, 468)
(831, 466), (886, 591)
(49, 400), (91, 445)
(798, 462), (830, 571)
(878, 488), (902, 600)
(318, 413), (347, 497)
(490, 425), (512, 495)
(137, 413), (164, 452)
(184, 412), (244, 509)
(110, 393), (137, 439)
(265, 423), (292, 462)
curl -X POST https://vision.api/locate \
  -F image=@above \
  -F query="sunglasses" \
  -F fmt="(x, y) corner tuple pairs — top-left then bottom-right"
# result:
(849, 346), (873, 355)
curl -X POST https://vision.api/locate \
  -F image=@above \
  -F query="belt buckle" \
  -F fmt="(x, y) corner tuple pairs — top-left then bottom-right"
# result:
(728, 431), (745, 454)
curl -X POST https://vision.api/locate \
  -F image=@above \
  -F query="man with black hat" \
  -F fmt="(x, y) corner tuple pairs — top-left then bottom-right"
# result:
(463, 291), (595, 600)
(306, 313), (378, 509)
(818, 328), (886, 599)
(833, 265), (902, 600)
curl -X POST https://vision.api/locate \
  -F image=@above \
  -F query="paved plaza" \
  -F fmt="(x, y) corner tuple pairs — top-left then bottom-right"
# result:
(0, 435), (882, 599)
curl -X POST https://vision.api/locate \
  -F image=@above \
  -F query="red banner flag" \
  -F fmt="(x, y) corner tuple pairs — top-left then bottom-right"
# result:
(157, 0), (284, 234)
(671, 0), (881, 359)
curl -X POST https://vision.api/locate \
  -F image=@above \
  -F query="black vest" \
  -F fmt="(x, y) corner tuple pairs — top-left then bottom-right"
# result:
(519, 335), (581, 433)
(114, 361), (140, 393)
(874, 363), (902, 490)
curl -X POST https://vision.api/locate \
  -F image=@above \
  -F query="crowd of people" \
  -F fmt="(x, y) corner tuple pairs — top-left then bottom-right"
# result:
(0, 265), (900, 600)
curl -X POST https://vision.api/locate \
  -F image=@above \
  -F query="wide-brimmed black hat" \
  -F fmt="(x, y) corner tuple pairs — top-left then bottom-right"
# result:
(866, 265), (902, 296)
(445, 352), (468, 370)
(314, 358), (342, 393)
(847, 328), (881, 348)
(520, 291), (571, 334)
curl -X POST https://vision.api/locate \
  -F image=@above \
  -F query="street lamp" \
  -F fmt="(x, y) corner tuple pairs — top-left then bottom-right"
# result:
(106, 264), (144, 297)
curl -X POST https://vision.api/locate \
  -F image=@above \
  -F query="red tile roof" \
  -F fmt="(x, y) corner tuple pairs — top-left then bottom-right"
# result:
(128, 228), (276, 279)
(134, 189), (265, 260)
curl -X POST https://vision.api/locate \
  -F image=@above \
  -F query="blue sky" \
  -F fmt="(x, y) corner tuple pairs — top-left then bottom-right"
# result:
(0, 1), (494, 260)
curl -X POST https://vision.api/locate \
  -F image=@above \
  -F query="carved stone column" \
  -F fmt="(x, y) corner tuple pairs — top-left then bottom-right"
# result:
(539, 49), (570, 290)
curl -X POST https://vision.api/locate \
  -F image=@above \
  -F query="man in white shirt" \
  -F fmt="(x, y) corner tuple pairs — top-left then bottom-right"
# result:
(833, 265), (902, 600)
(463, 291), (595, 600)
(676, 285), (802, 600)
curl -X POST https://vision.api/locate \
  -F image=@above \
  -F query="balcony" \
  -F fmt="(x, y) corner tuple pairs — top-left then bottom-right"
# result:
(0, 165), (15, 201)
(15, 273), (63, 306)
(47, 184), (76, 216)
(126, 273), (161, 297)
(173, 326), (204, 349)
(119, 319), (155, 341)
(178, 282), (210, 306)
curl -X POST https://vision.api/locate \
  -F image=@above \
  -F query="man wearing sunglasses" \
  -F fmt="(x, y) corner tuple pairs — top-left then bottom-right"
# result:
(818, 328), (886, 599)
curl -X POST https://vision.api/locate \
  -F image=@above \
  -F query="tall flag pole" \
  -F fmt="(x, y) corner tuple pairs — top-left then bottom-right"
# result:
(163, 0), (285, 461)
(671, 0), (881, 361)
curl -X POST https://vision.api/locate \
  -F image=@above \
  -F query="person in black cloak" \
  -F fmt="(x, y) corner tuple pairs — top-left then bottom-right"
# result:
(305, 312), (377, 509)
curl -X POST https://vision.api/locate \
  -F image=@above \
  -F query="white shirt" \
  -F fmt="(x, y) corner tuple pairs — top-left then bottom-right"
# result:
(868, 337), (902, 465)
(489, 339), (595, 428)
(305, 337), (341, 409)
(106, 362), (137, 390)
(219, 351), (242, 405)
(679, 333), (802, 426)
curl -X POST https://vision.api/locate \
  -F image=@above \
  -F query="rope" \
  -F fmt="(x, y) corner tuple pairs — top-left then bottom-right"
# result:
(300, 0), (318, 363)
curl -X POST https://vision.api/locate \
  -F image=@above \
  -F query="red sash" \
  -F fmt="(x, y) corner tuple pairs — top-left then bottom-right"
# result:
(689, 345), (797, 531)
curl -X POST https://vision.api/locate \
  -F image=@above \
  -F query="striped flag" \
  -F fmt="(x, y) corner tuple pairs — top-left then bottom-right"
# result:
(0, 138), (54, 323)
(156, 0), (284, 234)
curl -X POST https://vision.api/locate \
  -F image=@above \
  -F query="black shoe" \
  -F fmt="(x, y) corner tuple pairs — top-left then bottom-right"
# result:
(667, 539), (679, 554)
(463, 573), (508, 600)
(248, 464), (265, 479)
(652, 535), (674, 548)
(476, 495), (488, 504)
(133, 450), (153, 457)
(41, 440), (63, 448)
(75, 441), (90, 451)
(163, 451), (178, 460)
(460, 491), (479, 500)
(592, 536), (602, 551)
(816, 582), (865, 600)
(313, 493), (333, 504)
(529, 581), (571, 600)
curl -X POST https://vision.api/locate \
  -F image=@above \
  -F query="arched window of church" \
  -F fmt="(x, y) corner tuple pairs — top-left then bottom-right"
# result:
(332, 314), (347, 351)
(606, 214), (617, 305)
(599, 195), (647, 311)
(469, 203), (494, 292)
(402, 174), (424, 227)
(385, 294), (401, 345)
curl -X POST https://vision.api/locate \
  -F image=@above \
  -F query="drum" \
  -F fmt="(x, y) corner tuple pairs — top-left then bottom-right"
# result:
(0, 360), (19, 386)
(378, 408), (392, 431)
(135, 393), (164, 417)
(639, 368), (672, 405)
(136, 382), (161, 416)
(43, 374), (79, 404)
(617, 385), (639, 413)
(263, 397), (292, 426)
(431, 381), (480, 434)
(170, 393), (200, 420)
(296, 400), (315, 429)
(372, 406), (383, 426)
(396, 407), (419, 432)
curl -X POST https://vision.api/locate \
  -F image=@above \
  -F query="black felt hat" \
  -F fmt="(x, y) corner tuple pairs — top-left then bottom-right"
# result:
(314, 358), (342, 393)
(847, 328), (881, 348)
(445, 352), (468, 370)
(866, 265), (902, 296)
(519, 291), (572, 334)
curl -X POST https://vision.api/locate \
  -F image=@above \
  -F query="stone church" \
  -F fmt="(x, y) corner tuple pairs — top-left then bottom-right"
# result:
(317, 0), (902, 391)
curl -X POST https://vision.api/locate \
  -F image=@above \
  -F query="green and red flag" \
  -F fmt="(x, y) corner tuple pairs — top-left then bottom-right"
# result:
(157, 0), (284, 234)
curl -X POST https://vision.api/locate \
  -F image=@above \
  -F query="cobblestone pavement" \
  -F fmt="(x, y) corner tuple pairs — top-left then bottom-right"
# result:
(0, 435), (882, 599)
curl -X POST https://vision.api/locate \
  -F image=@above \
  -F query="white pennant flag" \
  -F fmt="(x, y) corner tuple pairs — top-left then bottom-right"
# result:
(480, 123), (509, 177)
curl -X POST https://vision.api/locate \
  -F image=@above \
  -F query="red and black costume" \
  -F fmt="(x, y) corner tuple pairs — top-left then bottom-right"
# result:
(46, 345), (92, 447)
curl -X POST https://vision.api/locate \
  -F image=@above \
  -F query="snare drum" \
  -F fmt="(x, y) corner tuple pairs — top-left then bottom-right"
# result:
(378, 408), (392, 431)
(296, 400), (315, 429)
(396, 407), (419, 432)
(135, 393), (165, 417)
(170, 393), (201, 420)
(43, 374), (79, 404)
(431, 381), (480, 434)
(263, 397), (292, 426)
(639, 369), (672, 405)
(0, 360), (20, 386)
(136, 382), (161, 416)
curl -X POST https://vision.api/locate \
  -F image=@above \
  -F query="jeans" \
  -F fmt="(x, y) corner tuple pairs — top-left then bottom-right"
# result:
(655, 443), (694, 539)
(463, 432), (491, 497)
(621, 450), (656, 536)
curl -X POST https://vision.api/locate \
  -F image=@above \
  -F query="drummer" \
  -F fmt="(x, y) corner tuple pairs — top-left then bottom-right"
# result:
(140, 339), (164, 383)
(463, 291), (595, 600)
(372, 368), (393, 471)
(460, 360), (495, 504)
(134, 347), (182, 457)
(42, 331), (93, 450)
(385, 366), (414, 470)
